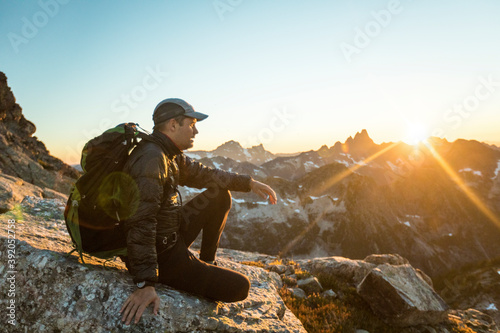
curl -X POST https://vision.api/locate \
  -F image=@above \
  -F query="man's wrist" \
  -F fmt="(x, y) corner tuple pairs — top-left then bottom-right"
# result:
(136, 281), (156, 289)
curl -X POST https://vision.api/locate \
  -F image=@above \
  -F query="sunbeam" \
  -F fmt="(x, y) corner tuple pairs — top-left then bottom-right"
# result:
(279, 210), (327, 258)
(311, 142), (401, 196)
(423, 142), (500, 229)
(279, 142), (401, 257)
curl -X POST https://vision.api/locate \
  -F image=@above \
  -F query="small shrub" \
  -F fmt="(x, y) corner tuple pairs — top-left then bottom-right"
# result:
(282, 276), (297, 287)
(295, 268), (312, 280)
(240, 261), (266, 269)
(267, 259), (283, 266)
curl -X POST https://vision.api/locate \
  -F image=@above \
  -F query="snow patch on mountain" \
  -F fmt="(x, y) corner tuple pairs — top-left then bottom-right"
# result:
(336, 160), (350, 167)
(305, 195), (346, 216)
(493, 160), (500, 180)
(459, 168), (483, 176)
(304, 160), (320, 172)
(310, 195), (339, 202)
(386, 161), (399, 172)
(355, 159), (367, 166)
(399, 215), (426, 229)
(187, 153), (202, 160)
(336, 153), (358, 167)
(486, 303), (498, 311)
(230, 195), (302, 224)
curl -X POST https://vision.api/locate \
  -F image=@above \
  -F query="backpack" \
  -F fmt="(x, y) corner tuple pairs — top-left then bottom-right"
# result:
(64, 123), (150, 263)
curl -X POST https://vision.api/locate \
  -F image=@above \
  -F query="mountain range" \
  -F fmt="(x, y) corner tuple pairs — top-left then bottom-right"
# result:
(184, 130), (500, 280)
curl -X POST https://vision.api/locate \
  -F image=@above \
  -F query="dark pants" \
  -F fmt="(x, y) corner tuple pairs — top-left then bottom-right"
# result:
(156, 188), (250, 302)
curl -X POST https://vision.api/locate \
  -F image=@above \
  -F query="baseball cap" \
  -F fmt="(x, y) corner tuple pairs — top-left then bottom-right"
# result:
(152, 98), (208, 125)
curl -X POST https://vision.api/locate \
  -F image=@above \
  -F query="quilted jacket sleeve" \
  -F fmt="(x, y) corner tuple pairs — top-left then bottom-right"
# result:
(177, 155), (252, 192)
(124, 147), (166, 283)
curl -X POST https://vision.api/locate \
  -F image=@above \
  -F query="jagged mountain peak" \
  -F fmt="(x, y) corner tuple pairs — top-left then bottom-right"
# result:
(348, 129), (375, 150)
(353, 129), (374, 144)
(216, 140), (244, 150)
(323, 130), (377, 163)
(317, 144), (330, 156)
(250, 143), (266, 152)
(427, 136), (449, 146)
(187, 140), (275, 166)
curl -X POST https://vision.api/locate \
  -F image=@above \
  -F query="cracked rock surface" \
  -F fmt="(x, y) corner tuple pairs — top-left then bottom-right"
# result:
(0, 196), (306, 333)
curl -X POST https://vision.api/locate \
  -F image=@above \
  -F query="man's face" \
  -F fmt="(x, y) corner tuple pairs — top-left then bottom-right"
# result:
(170, 117), (198, 150)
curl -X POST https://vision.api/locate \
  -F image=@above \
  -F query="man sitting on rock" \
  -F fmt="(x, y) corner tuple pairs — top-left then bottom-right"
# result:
(119, 98), (277, 325)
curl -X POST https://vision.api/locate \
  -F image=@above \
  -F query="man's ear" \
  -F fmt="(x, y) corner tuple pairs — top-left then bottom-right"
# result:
(168, 118), (176, 129)
(165, 118), (178, 132)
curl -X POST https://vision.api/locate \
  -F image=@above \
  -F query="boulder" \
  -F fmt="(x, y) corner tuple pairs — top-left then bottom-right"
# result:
(0, 173), (41, 213)
(321, 289), (338, 298)
(267, 264), (287, 275)
(364, 253), (409, 266)
(288, 288), (307, 299)
(296, 256), (375, 286)
(357, 264), (449, 326)
(297, 276), (323, 295)
(0, 173), (67, 213)
(364, 254), (435, 288)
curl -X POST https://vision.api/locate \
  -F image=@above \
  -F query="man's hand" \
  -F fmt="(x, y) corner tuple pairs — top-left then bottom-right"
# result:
(120, 286), (160, 325)
(250, 179), (277, 205)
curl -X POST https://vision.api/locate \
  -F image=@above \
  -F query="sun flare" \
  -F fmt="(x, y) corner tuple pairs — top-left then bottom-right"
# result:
(403, 122), (429, 146)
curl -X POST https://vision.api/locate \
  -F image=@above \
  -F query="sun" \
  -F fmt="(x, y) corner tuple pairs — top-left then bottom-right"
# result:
(403, 122), (429, 146)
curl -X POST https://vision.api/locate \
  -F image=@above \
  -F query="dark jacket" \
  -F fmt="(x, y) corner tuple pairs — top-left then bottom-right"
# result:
(123, 131), (252, 283)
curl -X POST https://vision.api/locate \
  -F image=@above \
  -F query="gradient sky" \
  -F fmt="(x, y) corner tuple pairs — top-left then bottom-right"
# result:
(1, 0), (499, 164)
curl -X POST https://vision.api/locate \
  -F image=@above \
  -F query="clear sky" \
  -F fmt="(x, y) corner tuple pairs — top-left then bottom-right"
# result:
(1, 0), (499, 164)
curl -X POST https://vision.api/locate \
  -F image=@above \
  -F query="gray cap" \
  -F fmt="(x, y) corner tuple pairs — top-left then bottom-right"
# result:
(153, 98), (208, 125)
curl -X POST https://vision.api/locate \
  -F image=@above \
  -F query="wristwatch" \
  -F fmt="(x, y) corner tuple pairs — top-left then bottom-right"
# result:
(136, 281), (155, 289)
